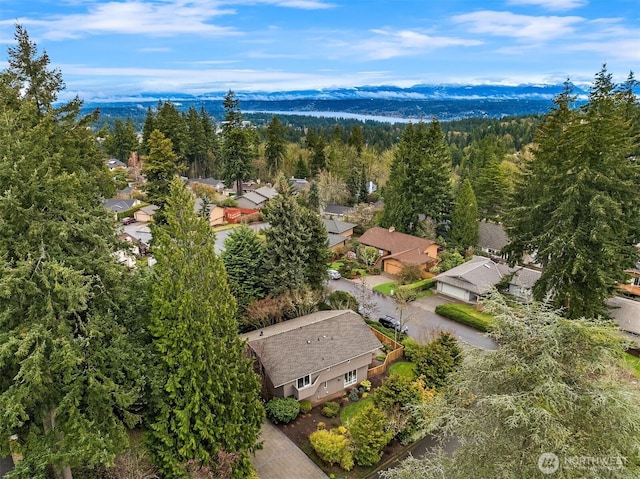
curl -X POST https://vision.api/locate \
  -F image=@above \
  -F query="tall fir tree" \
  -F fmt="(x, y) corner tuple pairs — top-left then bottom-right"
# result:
(449, 178), (479, 251)
(380, 120), (452, 234)
(300, 207), (330, 290)
(103, 117), (139, 161)
(0, 25), (146, 479)
(262, 175), (311, 295)
(221, 91), (253, 195)
(504, 68), (640, 319)
(147, 179), (264, 479)
(222, 225), (267, 311)
(265, 115), (287, 178)
(142, 129), (182, 216)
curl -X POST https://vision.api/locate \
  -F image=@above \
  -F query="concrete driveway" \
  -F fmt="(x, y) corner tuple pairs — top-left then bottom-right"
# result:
(252, 421), (327, 479)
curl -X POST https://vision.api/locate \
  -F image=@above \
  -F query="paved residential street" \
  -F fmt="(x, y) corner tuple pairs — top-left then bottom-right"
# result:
(326, 275), (498, 350)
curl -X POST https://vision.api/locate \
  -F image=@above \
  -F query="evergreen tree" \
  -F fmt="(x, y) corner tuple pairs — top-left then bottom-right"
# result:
(348, 124), (365, 155)
(221, 91), (253, 195)
(310, 135), (327, 175)
(262, 175), (311, 295)
(142, 129), (182, 215)
(141, 105), (156, 155)
(294, 156), (310, 179)
(300, 208), (330, 290)
(221, 225), (267, 311)
(184, 105), (208, 177)
(147, 179), (264, 479)
(265, 115), (286, 178)
(308, 180), (320, 212)
(473, 152), (510, 219)
(504, 69), (640, 319)
(0, 26), (146, 479)
(380, 120), (452, 234)
(349, 404), (393, 466)
(449, 179), (479, 251)
(155, 100), (187, 158)
(103, 118), (139, 161)
(382, 295), (640, 479)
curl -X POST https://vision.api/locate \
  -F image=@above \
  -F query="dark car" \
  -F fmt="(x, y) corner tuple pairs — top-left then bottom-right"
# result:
(378, 315), (409, 334)
(121, 217), (136, 225)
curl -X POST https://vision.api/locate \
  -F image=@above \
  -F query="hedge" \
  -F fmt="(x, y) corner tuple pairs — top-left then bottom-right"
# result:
(399, 278), (436, 293)
(435, 304), (494, 332)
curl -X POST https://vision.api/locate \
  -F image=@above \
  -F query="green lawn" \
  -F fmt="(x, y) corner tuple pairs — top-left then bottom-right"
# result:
(340, 396), (373, 425)
(624, 353), (640, 379)
(373, 282), (397, 295)
(387, 361), (416, 380)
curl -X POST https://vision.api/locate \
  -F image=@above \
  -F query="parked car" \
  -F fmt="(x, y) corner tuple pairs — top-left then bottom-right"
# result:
(121, 217), (136, 225)
(378, 315), (409, 334)
(328, 269), (341, 280)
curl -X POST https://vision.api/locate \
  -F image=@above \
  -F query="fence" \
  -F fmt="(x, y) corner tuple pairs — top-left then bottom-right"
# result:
(367, 327), (404, 378)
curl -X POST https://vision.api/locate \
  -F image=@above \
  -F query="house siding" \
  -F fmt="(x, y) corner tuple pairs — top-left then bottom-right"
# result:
(280, 353), (373, 405)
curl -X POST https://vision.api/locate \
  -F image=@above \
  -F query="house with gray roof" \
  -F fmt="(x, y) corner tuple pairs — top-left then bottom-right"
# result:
(242, 310), (382, 404)
(322, 204), (354, 220)
(477, 220), (509, 256)
(322, 218), (356, 237)
(435, 255), (541, 303)
(607, 296), (640, 348)
(235, 186), (277, 210)
(187, 177), (225, 192)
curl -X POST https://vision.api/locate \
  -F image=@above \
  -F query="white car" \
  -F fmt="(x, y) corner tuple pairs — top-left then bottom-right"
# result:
(328, 269), (341, 280)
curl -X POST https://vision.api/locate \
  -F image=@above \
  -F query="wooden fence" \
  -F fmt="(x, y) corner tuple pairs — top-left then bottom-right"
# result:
(367, 327), (404, 378)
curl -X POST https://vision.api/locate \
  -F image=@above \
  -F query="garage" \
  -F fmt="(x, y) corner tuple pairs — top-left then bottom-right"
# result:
(437, 282), (472, 302)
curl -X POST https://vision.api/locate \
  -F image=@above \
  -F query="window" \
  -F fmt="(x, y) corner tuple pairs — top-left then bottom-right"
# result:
(297, 375), (311, 389)
(344, 369), (357, 387)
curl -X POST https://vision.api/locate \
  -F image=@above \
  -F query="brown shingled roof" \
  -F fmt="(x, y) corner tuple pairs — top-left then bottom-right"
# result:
(242, 310), (382, 388)
(358, 226), (436, 255)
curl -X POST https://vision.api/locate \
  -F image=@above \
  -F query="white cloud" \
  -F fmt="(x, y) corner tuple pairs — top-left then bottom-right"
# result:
(453, 11), (583, 42)
(248, 0), (336, 9)
(353, 29), (482, 60)
(506, 0), (587, 11)
(20, 1), (240, 40)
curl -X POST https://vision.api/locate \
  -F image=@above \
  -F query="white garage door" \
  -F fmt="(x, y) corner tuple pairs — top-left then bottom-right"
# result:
(439, 282), (469, 301)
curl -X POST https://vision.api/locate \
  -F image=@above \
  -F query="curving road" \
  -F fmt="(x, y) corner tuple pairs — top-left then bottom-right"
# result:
(326, 277), (498, 350)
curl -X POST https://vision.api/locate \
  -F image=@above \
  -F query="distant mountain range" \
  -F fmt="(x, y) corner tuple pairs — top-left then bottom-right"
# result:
(84, 83), (592, 124)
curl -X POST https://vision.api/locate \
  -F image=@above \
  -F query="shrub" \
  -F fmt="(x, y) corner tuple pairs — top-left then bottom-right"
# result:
(398, 263), (423, 284)
(321, 401), (341, 418)
(359, 379), (371, 392)
(435, 304), (493, 332)
(243, 295), (294, 331)
(265, 397), (300, 424)
(317, 422), (326, 430)
(400, 278), (436, 293)
(349, 403), (393, 466)
(402, 336), (420, 361)
(348, 389), (360, 402)
(326, 290), (359, 312)
(299, 399), (312, 414)
(309, 429), (353, 471)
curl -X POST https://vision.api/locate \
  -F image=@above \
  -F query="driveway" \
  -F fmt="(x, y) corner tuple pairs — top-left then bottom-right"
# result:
(252, 421), (326, 479)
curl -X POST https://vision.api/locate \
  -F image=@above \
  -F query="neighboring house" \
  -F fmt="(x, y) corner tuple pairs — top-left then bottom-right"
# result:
(134, 204), (159, 222)
(103, 198), (140, 219)
(188, 177), (225, 193)
(242, 310), (382, 404)
(322, 218), (356, 239)
(619, 262), (640, 299)
(607, 296), (640, 348)
(322, 204), (354, 220)
(122, 224), (152, 251)
(328, 233), (348, 251)
(477, 220), (508, 257)
(235, 186), (277, 210)
(435, 255), (541, 303)
(114, 233), (141, 268)
(115, 185), (134, 199)
(291, 177), (310, 192)
(358, 226), (440, 277)
(209, 205), (226, 226)
(105, 158), (127, 170)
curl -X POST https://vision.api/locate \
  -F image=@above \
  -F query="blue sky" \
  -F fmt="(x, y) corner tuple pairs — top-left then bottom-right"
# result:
(0, 0), (638, 100)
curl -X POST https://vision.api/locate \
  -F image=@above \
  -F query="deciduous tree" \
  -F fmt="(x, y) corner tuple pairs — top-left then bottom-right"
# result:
(382, 295), (640, 479)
